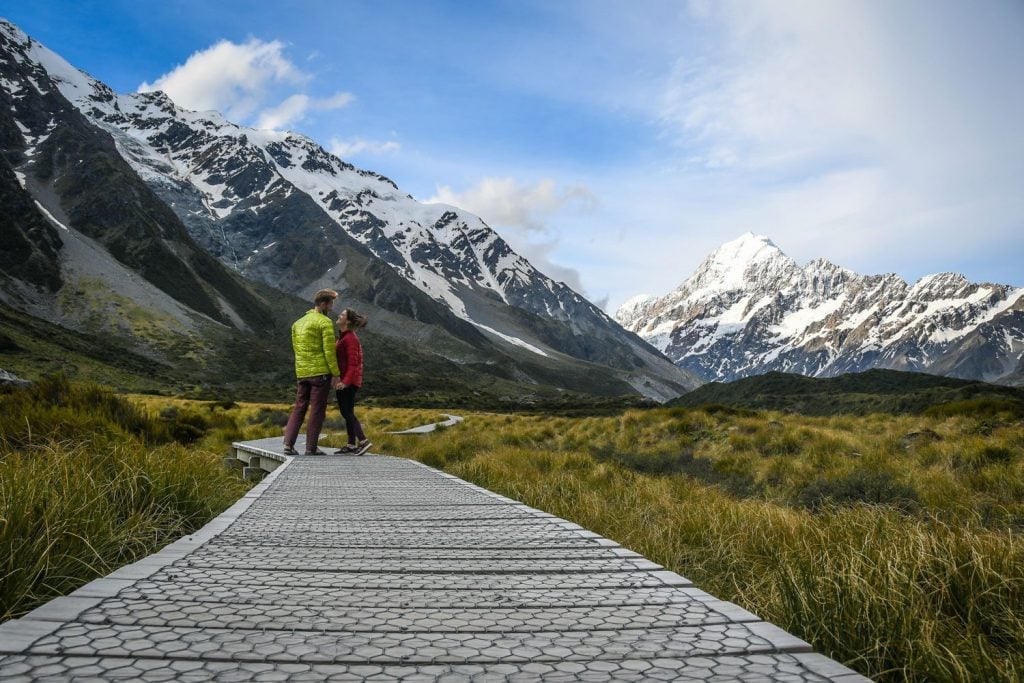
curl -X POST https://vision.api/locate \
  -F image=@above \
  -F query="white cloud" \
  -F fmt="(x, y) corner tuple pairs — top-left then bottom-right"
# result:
(139, 40), (355, 131)
(425, 178), (597, 293)
(663, 1), (887, 170)
(255, 94), (309, 130)
(514, 239), (588, 293)
(426, 177), (596, 232)
(329, 137), (401, 158)
(623, 0), (1024, 296)
(256, 91), (354, 131)
(138, 38), (308, 121)
(317, 92), (355, 109)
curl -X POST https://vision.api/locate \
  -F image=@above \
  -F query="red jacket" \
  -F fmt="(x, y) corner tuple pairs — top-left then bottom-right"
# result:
(335, 330), (363, 387)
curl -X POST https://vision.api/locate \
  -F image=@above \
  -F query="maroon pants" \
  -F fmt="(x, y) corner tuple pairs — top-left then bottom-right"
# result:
(284, 375), (330, 452)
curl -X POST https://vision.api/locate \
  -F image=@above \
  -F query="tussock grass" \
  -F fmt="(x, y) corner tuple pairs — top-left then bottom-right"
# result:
(4, 386), (1021, 681)
(0, 378), (249, 621)
(372, 405), (1024, 683)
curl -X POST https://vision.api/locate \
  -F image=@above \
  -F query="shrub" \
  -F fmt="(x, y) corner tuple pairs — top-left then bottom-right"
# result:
(925, 398), (1024, 420)
(248, 407), (290, 427)
(753, 429), (804, 457)
(591, 444), (697, 476)
(698, 403), (757, 418)
(797, 468), (919, 512)
(206, 399), (238, 411)
(979, 445), (1015, 464)
(0, 376), (164, 448)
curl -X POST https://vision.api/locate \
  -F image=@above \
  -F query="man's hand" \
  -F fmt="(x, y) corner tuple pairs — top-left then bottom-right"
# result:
(332, 377), (343, 389)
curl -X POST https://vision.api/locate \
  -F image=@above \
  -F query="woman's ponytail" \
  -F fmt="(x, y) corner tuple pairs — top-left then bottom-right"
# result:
(343, 309), (368, 330)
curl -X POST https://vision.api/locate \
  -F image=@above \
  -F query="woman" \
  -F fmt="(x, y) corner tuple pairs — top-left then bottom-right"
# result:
(334, 308), (371, 455)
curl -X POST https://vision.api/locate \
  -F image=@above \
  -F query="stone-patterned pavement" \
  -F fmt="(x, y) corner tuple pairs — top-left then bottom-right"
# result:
(0, 437), (871, 681)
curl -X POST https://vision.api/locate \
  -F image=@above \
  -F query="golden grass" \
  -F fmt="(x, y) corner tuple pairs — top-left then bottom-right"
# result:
(4, 385), (1021, 681)
(0, 380), (251, 621)
(370, 406), (1023, 683)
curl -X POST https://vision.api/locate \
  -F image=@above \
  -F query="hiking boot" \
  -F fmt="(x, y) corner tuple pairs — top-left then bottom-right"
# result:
(283, 446), (298, 456)
(304, 449), (327, 456)
(354, 439), (373, 456)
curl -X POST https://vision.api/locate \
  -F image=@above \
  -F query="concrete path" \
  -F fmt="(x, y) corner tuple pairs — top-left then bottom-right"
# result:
(0, 437), (870, 681)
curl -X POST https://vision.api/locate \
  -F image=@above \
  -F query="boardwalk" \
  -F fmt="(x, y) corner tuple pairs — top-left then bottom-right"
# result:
(0, 436), (869, 681)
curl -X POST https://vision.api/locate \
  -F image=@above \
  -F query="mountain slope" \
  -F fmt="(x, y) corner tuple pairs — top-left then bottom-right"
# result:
(1, 19), (693, 398)
(616, 233), (1024, 386)
(0, 19), (695, 401)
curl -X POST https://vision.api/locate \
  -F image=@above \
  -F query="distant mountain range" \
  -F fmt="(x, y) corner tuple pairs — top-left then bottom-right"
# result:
(0, 19), (696, 401)
(616, 233), (1024, 387)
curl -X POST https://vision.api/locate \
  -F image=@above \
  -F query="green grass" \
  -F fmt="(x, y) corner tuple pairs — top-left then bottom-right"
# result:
(3, 384), (1021, 681)
(370, 406), (1024, 683)
(0, 378), (252, 621)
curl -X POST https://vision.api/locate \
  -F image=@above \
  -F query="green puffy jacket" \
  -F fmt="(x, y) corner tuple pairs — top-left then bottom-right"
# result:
(291, 309), (341, 378)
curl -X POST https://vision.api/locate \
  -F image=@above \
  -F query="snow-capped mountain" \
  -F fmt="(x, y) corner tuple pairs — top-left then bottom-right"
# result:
(616, 233), (1024, 385)
(0, 19), (697, 399)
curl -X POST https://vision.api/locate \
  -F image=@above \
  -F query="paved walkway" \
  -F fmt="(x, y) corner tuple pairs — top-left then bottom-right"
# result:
(388, 414), (464, 435)
(0, 437), (870, 681)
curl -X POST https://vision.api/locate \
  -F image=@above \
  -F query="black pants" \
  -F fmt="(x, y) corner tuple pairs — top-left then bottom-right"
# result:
(336, 385), (366, 444)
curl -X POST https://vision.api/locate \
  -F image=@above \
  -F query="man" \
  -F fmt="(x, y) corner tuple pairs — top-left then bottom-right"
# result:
(283, 289), (343, 455)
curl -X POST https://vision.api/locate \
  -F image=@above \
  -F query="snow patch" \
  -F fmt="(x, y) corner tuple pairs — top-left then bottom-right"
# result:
(34, 200), (69, 231)
(473, 323), (550, 357)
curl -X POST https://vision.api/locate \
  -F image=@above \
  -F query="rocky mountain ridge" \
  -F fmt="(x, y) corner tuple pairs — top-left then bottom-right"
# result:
(0, 18), (696, 400)
(616, 233), (1023, 386)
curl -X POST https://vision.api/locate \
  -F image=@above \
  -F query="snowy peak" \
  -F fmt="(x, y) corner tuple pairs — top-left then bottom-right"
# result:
(617, 234), (1024, 386)
(612, 293), (658, 332)
(682, 232), (796, 296)
(908, 272), (974, 301)
(705, 232), (783, 270)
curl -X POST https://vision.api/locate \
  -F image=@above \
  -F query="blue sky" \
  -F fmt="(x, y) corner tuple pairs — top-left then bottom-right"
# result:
(4, 0), (1023, 311)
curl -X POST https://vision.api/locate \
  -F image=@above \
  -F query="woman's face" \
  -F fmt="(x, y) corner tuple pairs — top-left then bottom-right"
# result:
(336, 311), (348, 328)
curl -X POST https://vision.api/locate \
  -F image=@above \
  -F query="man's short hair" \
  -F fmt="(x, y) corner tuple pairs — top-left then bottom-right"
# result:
(314, 289), (338, 305)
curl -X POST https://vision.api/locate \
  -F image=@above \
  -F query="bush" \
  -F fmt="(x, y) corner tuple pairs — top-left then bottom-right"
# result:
(698, 403), (758, 418)
(797, 468), (919, 512)
(248, 407), (290, 428)
(0, 376), (164, 448)
(753, 429), (804, 457)
(592, 444), (697, 475)
(925, 398), (1024, 420)
(979, 445), (1015, 464)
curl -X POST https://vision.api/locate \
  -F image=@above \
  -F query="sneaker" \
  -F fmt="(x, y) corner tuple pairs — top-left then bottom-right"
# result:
(282, 446), (298, 456)
(304, 449), (327, 456)
(354, 439), (373, 456)
(335, 444), (358, 455)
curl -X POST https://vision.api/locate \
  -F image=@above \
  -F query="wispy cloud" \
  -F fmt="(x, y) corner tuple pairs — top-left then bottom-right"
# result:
(256, 91), (353, 131)
(626, 0), (1024, 293)
(427, 178), (595, 232)
(138, 39), (353, 132)
(329, 137), (401, 159)
(137, 38), (308, 122)
(661, 1), (896, 171)
(426, 178), (597, 291)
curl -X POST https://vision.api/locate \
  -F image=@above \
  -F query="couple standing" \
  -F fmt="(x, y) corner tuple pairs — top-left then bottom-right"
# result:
(283, 288), (372, 456)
